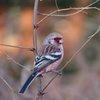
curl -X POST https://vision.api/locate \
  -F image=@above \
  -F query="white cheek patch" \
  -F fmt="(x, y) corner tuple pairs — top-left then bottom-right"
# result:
(49, 40), (54, 44)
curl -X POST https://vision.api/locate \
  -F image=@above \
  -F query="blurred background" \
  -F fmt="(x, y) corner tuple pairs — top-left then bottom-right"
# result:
(0, 0), (100, 100)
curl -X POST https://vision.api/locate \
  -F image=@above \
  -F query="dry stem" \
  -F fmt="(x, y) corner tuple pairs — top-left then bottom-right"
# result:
(0, 75), (20, 100)
(0, 44), (31, 50)
(0, 49), (30, 71)
(33, 0), (43, 100)
(33, 0), (39, 52)
(37, 0), (99, 24)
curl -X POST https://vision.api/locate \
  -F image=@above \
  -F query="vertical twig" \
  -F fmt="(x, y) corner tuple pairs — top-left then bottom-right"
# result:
(33, 0), (42, 100)
(33, 0), (38, 52)
(37, 76), (42, 100)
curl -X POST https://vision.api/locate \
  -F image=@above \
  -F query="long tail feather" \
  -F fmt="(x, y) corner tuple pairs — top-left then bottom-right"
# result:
(19, 72), (39, 93)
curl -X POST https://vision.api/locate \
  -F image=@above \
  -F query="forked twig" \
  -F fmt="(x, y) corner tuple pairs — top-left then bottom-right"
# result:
(37, 0), (99, 24)
(0, 75), (20, 100)
(37, 8), (84, 25)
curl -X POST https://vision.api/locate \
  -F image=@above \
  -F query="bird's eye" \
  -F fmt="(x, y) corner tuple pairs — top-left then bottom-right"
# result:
(54, 37), (63, 44)
(54, 37), (62, 41)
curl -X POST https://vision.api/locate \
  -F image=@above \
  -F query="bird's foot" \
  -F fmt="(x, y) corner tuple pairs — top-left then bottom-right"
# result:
(38, 74), (43, 77)
(52, 70), (62, 75)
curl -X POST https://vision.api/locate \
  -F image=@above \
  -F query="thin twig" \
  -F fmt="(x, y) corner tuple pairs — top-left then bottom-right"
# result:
(33, 0), (42, 100)
(38, 10), (88, 17)
(0, 44), (31, 50)
(37, 0), (99, 24)
(42, 74), (58, 93)
(0, 75), (20, 100)
(0, 49), (31, 71)
(37, 8), (84, 25)
(42, 26), (100, 93)
(37, 76), (43, 100)
(86, 0), (99, 7)
(55, 0), (59, 10)
(70, 7), (100, 12)
(33, 0), (39, 53)
(61, 26), (100, 71)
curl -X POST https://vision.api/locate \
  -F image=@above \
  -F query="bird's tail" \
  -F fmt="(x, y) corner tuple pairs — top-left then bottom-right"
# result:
(19, 72), (40, 93)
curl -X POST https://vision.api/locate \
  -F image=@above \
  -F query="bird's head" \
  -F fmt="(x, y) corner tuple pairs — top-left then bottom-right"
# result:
(43, 32), (64, 46)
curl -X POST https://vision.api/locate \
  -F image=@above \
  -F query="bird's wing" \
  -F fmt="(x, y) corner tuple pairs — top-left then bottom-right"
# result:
(34, 52), (62, 72)
(34, 44), (62, 72)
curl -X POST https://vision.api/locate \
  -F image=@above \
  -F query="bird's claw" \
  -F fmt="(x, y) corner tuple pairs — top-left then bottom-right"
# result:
(57, 70), (62, 75)
(38, 74), (43, 77)
(52, 70), (62, 75)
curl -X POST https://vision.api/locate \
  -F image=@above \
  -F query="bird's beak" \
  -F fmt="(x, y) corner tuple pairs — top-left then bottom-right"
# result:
(59, 39), (64, 44)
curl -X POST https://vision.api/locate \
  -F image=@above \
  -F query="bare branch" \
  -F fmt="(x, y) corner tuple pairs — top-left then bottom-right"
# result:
(0, 75), (20, 100)
(61, 26), (100, 71)
(38, 10), (88, 17)
(37, 76), (43, 100)
(42, 74), (58, 93)
(33, 0), (39, 53)
(55, 0), (59, 10)
(86, 0), (99, 7)
(0, 44), (31, 50)
(37, 8), (84, 25)
(33, 0), (42, 100)
(0, 49), (31, 71)
(37, 0), (99, 24)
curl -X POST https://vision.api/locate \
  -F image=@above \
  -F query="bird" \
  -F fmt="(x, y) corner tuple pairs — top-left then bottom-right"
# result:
(19, 32), (64, 93)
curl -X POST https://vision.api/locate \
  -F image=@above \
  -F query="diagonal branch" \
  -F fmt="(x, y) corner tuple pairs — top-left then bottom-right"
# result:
(61, 26), (100, 71)
(0, 49), (31, 71)
(0, 44), (31, 50)
(0, 75), (20, 100)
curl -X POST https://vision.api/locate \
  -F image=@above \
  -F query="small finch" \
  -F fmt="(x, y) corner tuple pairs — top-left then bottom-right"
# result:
(19, 32), (64, 93)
